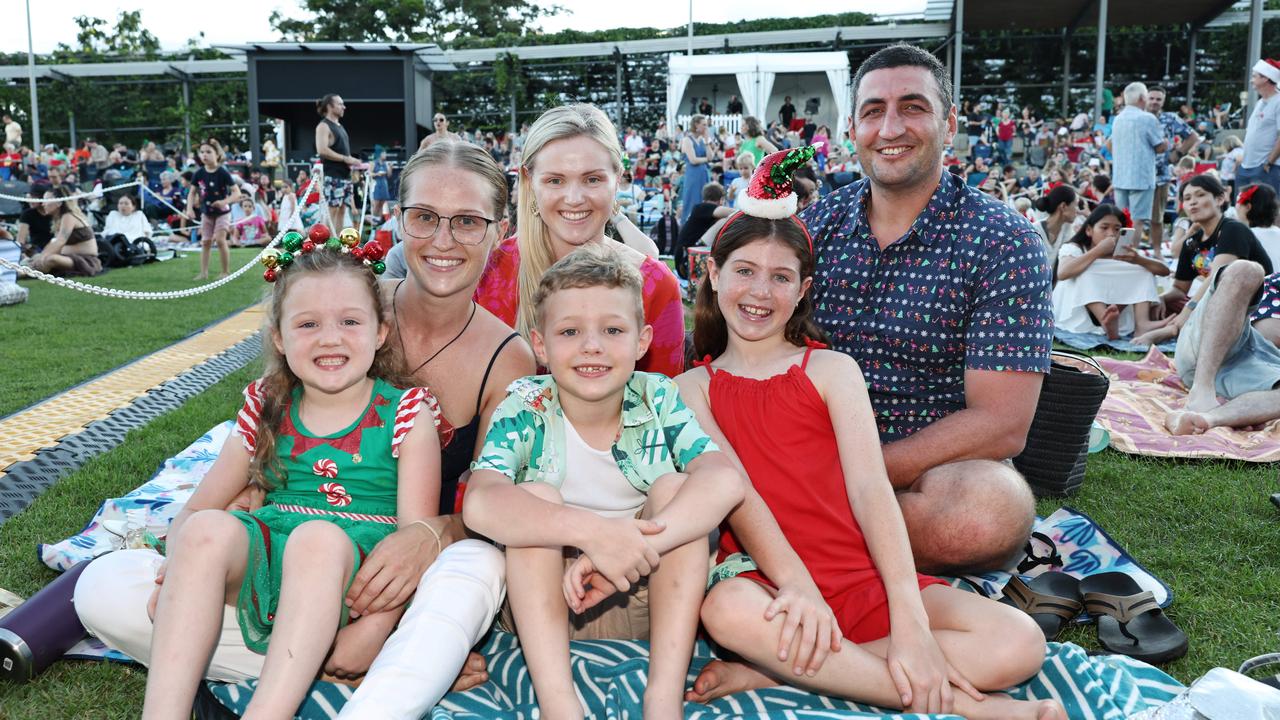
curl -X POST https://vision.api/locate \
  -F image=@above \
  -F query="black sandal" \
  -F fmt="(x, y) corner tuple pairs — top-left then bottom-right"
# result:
(1240, 652), (1280, 690)
(1000, 573), (1083, 642)
(1080, 572), (1188, 664)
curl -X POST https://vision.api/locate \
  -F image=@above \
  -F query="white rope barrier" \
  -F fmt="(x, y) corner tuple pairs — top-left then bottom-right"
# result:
(139, 183), (194, 221)
(0, 180), (143, 203)
(0, 169), (324, 301)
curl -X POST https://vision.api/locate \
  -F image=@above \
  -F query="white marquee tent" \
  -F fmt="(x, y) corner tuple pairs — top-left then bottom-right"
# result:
(667, 51), (852, 140)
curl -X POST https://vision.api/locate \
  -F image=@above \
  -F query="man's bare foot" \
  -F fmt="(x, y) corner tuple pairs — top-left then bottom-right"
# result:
(1184, 390), (1221, 414)
(192, 273), (208, 281)
(684, 659), (777, 704)
(1165, 409), (1211, 436)
(1101, 304), (1121, 340)
(449, 651), (488, 692)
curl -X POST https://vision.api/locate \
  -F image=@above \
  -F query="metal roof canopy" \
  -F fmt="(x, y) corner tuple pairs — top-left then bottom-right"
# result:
(926, 0), (1262, 121)
(925, 0), (1242, 30)
(443, 23), (950, 63)
(0, 58), (244, 81)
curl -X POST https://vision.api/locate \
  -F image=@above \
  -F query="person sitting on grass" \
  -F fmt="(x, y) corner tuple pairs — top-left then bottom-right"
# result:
(102, 194), (151, 244)
(138, 244), (444, 719)
(1235, 184), (1280, 347)
(28, 186), (101, 278)
(1051, 203), (1171, 341)
(1129, 174), (1280, 435)
(462, 243), (744, 720)
(672, 178), (1063, 719)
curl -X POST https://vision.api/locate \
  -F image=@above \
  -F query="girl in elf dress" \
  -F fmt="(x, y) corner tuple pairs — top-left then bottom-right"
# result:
(673, 147), (1065, 719)
(143, 230), (444, 720)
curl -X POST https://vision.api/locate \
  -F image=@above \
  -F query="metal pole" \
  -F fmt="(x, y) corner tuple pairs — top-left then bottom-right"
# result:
(182, 79), (192, 159)
(68, 110), (76, 148)
(1093, 0), (1107, 124)
(1062, 35), (1072, 115)
(616, 51), (624, 128)
(1187, 31), (1197, 107)
(510, 93), (517, 136)
(952, 0), (964, 107)
(686, 0), (696, 56)
(25, 0), (41, 149)
(1247, 0), (1263, 116)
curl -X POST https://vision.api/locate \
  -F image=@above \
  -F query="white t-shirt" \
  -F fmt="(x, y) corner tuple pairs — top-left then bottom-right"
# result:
(559, 417), (646, 520)
(1252, 224), (1280, 268)
(1243, 94), (1280, 170)
(624, 134), (647, 156)
(4, 121), (20, 146)
(103, 210), (150, 241)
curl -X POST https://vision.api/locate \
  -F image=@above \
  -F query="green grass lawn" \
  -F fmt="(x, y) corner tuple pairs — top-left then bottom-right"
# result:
(0, 248), (268, 418)
(0, 285), (1277, 714)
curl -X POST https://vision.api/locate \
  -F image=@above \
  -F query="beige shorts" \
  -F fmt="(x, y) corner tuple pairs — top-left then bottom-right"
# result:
(498, 552), (651, 641)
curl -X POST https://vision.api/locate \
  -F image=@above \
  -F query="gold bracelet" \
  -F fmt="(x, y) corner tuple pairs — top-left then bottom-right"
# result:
(407, 518), (443, 557)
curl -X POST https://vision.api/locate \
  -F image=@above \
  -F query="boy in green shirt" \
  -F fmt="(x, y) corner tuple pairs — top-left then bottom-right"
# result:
(464, 243), (743, 719)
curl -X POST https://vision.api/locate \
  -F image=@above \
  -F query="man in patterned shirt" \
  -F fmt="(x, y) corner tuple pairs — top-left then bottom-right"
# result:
(801, 44), (1053, 575)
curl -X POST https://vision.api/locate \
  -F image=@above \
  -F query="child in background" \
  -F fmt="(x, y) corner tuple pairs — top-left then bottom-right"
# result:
(142, 244), (444, 719)
(676, 148), (1063, 719)
(189, 138), (240, 280)
(234, 198), (268, 246)
(463, 244), (743, 720)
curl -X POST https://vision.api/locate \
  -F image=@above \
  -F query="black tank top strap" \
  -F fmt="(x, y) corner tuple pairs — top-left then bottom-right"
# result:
(476, 332), (521, 416)
(800, 338), (828, 370)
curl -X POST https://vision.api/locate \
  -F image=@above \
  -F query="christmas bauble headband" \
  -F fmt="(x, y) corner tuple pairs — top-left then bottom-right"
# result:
(714, 143), (820, 253)
(259, 224), (388, 282)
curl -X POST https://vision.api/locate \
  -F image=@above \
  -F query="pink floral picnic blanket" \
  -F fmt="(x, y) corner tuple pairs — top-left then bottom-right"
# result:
(1094, 347), (1280, 462)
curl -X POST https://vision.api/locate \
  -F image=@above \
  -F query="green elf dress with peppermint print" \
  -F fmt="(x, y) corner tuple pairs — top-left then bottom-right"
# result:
(229, 377), (444, 653)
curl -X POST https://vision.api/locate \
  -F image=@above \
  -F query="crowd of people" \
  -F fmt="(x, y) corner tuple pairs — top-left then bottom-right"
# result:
(4, 38), (1280, 720)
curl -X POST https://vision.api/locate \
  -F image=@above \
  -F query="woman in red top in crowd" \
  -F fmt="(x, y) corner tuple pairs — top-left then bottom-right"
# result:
(474, 104), (685, 377)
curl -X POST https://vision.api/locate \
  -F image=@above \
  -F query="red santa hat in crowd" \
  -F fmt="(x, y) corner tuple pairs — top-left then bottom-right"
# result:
(736, 143), (822, 220)
(1254, 58), (1280, 85)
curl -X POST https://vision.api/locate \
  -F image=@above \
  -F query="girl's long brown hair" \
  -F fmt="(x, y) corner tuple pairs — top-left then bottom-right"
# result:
(250, 249), (411, 491)
(692, 215), (827, 360)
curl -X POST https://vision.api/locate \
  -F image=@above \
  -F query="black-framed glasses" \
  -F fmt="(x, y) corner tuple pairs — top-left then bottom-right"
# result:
(400, 206), (496, 245)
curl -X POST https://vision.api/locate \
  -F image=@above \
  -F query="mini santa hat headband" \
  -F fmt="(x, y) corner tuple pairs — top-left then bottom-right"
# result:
(713, 143), (820, 253)
(1254, 58), (1280, 85)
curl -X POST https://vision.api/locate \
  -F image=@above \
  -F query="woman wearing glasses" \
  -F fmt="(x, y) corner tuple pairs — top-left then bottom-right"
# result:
(75, 141), (536, 720)
(475, 103), (686, 376)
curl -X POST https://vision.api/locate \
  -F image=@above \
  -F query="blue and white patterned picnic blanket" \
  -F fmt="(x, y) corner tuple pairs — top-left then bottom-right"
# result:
(206, 631), (1183, 719)
(49, 423), (1186, 717)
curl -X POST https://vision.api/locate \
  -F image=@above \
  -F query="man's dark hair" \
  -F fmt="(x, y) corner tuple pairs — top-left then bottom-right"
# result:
(851, 43), (953, 112)
(701, 182), (725, 203)
(1148, 86), (1167, 97)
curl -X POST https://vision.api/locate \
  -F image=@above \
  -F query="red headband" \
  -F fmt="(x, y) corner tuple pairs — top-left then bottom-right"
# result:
(1238, 184), (1261, 206)
(711, 211), (815, 256)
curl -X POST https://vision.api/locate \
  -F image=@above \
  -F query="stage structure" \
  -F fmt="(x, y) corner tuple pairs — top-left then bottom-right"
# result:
(667, 52), (852, 141)
(220, 43), (456, 164)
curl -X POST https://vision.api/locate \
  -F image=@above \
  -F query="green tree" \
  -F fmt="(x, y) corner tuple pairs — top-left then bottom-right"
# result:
(54, 10), (163, 60)
(269, 0), (559, 43)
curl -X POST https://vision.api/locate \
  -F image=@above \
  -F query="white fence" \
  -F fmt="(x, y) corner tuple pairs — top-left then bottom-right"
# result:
(675, 113), (742, 135)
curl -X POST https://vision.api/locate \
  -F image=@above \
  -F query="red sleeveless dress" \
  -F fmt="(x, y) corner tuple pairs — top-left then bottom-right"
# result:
(702, 341), (945, 643)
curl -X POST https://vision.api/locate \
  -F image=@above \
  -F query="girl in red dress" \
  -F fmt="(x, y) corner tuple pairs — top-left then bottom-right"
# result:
(673, 147), (1064, 719)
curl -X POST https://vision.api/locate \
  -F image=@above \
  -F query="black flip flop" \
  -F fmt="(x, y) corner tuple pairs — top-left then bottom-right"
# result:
(1080, 572), (1188, 664)
(1001, 572), (1083, 642)
(1239, 652), (1280, 690)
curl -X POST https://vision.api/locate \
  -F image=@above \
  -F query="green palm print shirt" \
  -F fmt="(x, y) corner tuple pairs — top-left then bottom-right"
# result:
(471, 372), (718, 493)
